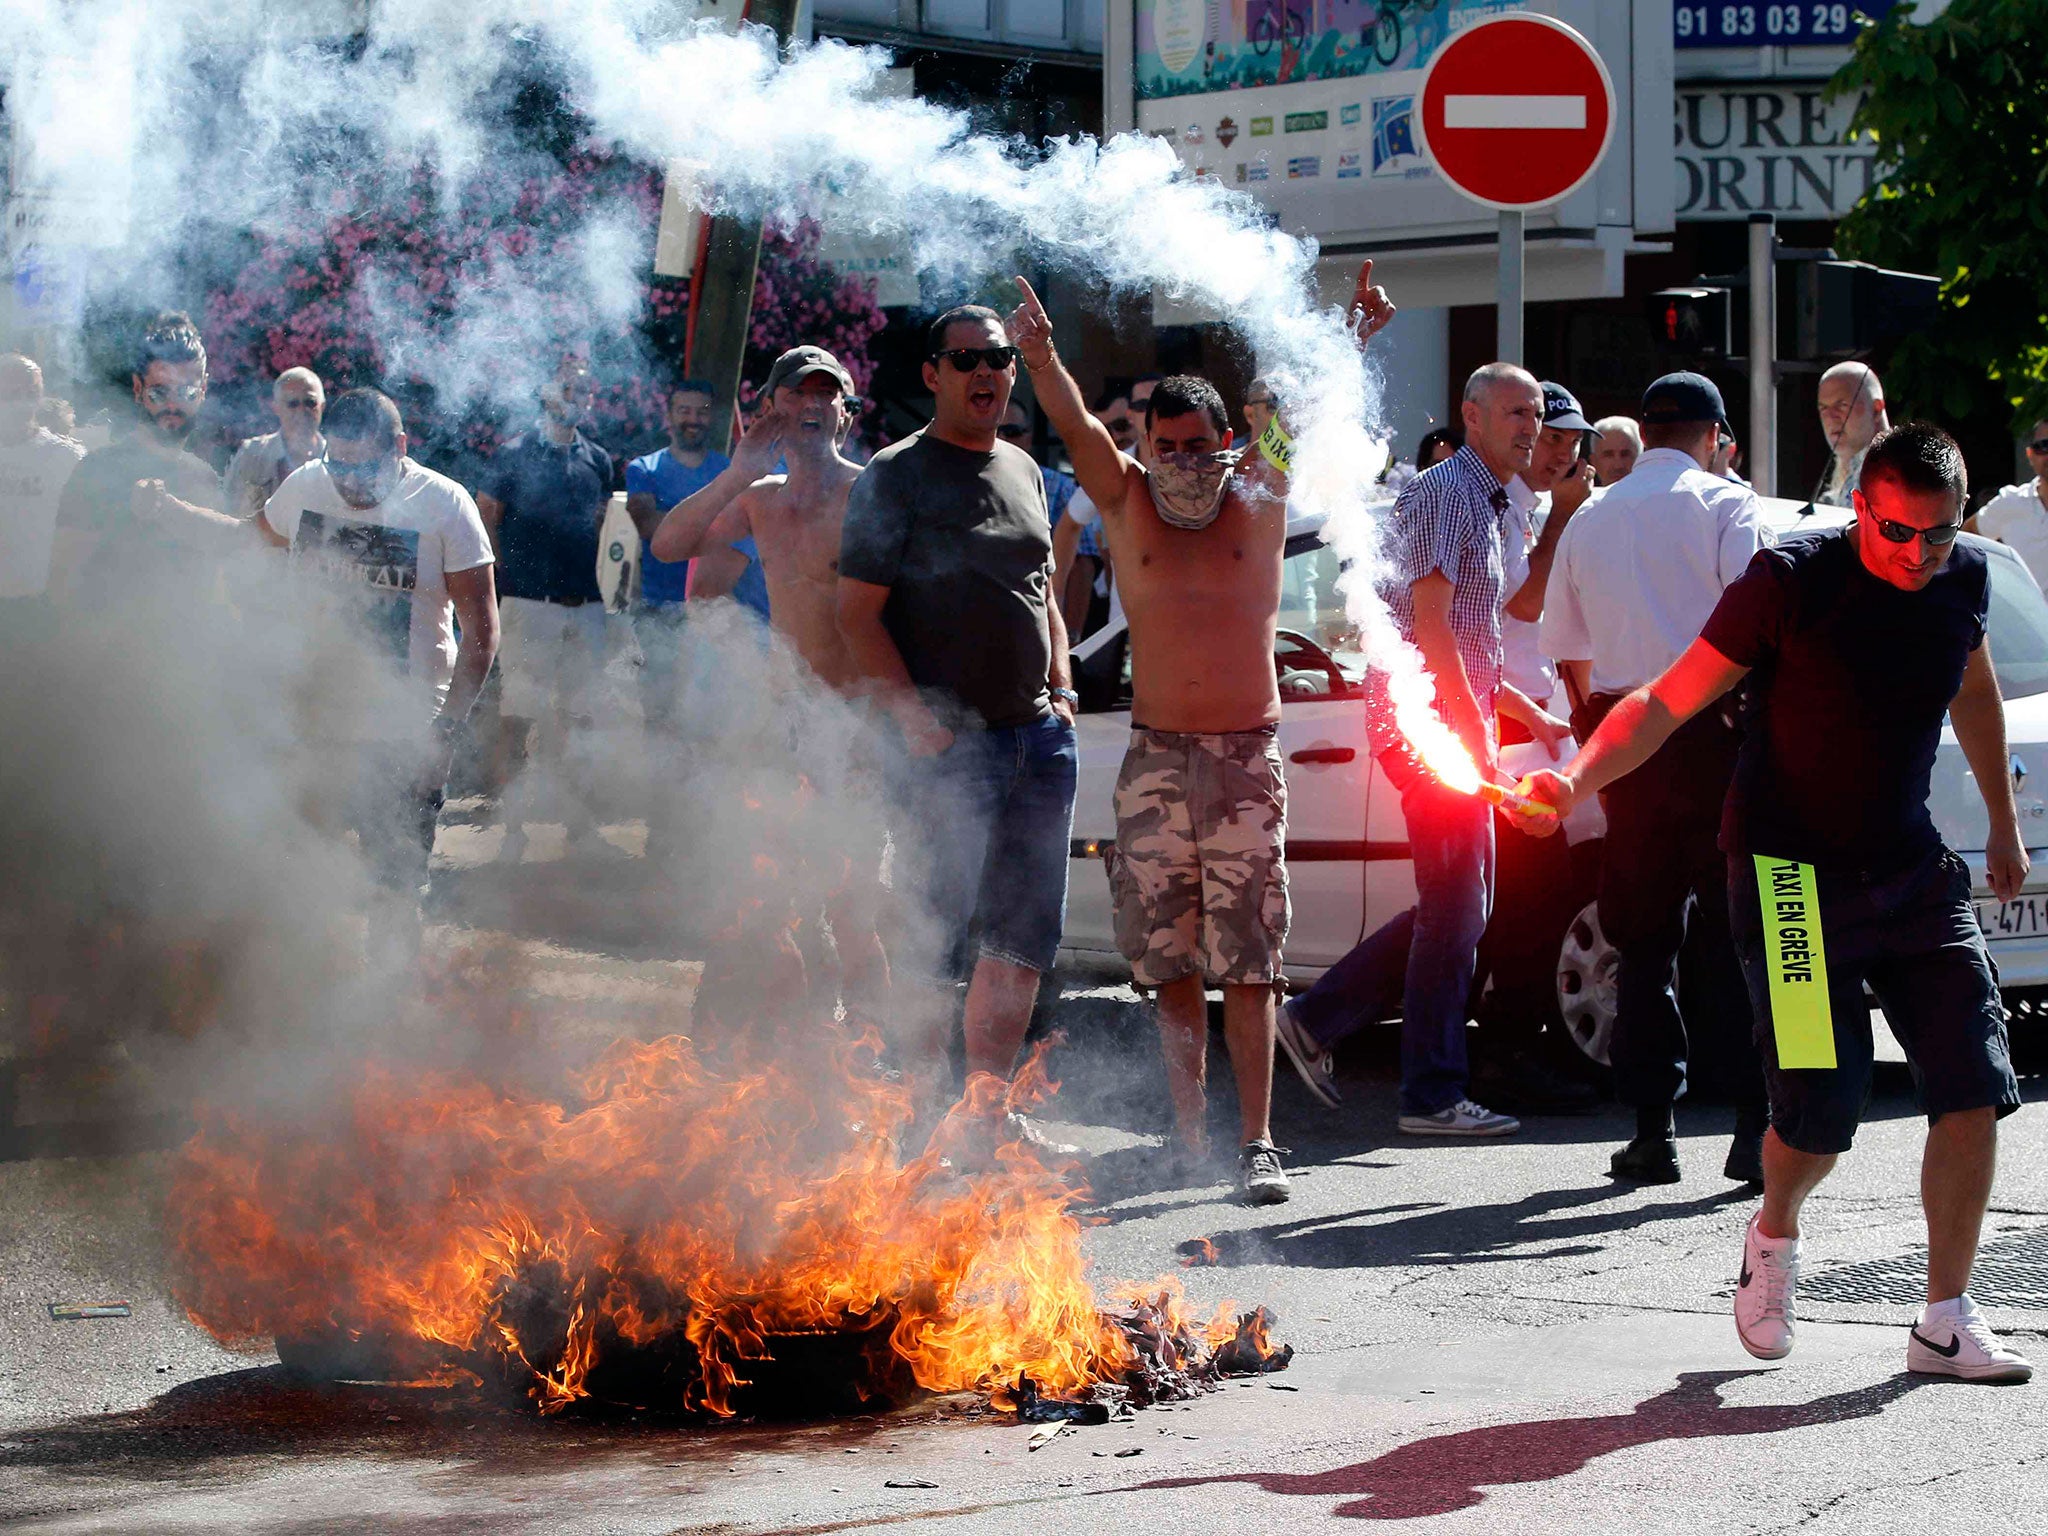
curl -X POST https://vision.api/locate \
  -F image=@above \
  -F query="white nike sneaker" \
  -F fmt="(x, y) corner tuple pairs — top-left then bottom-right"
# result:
(1397, 1099), (1519, 1137)
(1907, 1294), (2034, 1383)
(1734, 1213), (1800, 1360)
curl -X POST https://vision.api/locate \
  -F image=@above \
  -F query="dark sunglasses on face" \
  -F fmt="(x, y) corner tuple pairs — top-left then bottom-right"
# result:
(1246, 396), (1277, 410)
(2028, 438), (2048, 454)
(931, 345), (1018, 374)
(144, 383), (203, 406)
(1872, 515), (1964, 547)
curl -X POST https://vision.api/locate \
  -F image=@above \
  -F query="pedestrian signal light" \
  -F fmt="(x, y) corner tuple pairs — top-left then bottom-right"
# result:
(1648, 286), (1731, 358)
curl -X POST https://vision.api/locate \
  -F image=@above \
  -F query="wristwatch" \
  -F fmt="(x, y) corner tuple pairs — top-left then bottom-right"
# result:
(1051, 687), (1079, 706)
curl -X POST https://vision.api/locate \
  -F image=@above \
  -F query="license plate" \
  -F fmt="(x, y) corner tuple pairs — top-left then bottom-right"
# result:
(1975, 894), (2048, 939)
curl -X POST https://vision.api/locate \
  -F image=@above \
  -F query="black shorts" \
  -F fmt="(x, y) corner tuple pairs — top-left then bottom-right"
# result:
(1728, 844), (2022, 1155)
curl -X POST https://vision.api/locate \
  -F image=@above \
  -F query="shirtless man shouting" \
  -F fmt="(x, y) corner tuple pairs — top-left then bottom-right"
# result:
(650, 345), (887, 1017)
(1007, 265), (1391, 1204)
(651, 346), (863, 688)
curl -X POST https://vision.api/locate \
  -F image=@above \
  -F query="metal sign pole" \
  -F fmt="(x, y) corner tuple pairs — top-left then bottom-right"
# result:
(1497, 209), (1524, 366)
(1748, 212), (1777, 497)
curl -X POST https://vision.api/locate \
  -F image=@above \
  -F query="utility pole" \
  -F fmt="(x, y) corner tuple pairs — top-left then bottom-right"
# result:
(1747, 213), (1776, 497)
(684, 0), (801, 450)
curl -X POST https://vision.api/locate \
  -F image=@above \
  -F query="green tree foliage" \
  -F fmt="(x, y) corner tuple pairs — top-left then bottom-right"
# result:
(1833, 0), (2048, 430)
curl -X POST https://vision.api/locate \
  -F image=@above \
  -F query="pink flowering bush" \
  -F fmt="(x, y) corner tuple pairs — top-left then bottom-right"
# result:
(199, 149), (886, 471)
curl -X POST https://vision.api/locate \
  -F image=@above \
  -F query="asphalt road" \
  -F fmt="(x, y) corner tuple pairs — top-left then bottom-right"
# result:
(6, 828), (2048, 1534)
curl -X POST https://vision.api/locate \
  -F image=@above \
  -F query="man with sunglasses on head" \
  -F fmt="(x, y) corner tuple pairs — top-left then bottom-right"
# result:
(255, 388), (499, 964)
(224, 367), (327, 522)
(477, 357), (615, 861)
(1965, 416), (2048, 591)
(51, 311), (236, 602)
(1539, 373), (1772, 1186)
(1511, 422), (2032, 1383)
(837, 304), (1078, 1142)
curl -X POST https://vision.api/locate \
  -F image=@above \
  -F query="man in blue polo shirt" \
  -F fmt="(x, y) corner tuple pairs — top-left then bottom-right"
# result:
(478, 358), (615, 860)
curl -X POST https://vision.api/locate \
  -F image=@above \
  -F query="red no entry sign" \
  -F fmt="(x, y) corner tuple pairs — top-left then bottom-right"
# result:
(1416, 14), (1616, 211)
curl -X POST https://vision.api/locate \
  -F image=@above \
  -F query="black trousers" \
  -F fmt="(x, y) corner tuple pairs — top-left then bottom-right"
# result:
(1597, 712), (1763, 1112)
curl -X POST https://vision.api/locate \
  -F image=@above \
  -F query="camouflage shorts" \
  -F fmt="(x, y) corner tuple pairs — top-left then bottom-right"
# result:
(1104, 725), (1289, 988)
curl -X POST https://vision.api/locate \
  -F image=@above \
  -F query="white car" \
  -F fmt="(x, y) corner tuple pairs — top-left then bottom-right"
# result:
(1058, 499), (2048, 1071)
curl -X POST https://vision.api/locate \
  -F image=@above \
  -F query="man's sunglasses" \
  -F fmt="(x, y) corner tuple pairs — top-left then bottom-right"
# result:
(2028, 438), (2048, 455)
(144, 383), (204, 406)
(323, 452), (394, 481)
(1872, 515), (1964, 547)
(931, 345), (1018, 373)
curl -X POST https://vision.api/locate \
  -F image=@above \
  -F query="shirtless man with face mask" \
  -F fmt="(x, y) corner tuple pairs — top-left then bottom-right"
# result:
(1007, 263), (1392, 1203)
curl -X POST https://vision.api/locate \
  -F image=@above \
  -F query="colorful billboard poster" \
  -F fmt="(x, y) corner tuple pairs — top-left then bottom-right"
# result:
(1135, 0), (1520, 101)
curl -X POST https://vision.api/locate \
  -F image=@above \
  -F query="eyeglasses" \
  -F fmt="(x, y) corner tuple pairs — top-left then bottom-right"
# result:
(1871, 515), (1964, 547)
(931, 346), (1018, 373)
(2027, 438), (2048, 455)
(1245, 396), (1278, 410)
(143, 383), (203, 406)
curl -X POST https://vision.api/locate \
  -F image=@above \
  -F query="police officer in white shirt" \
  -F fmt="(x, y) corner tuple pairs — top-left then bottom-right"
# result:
(1966, 415), (2048, 588)
(1540, 372), (1772, 1188)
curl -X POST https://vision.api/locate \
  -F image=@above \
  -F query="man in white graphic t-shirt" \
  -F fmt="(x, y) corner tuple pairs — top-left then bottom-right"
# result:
(258, 388), (498, 958)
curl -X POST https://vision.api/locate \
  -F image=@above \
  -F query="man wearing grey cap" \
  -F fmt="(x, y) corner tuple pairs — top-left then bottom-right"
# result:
(1540, 371), (1772, 1187)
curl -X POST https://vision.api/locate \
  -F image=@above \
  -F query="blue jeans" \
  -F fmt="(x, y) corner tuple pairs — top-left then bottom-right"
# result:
(896, 713), (1078, 982)
(1295, 761), (1494, 1115)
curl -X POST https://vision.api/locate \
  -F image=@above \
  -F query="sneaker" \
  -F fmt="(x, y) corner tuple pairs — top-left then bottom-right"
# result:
(1238, 1140), (1291, 1205)
(1274, 999), (1341, 1108)
(1734, 1214), (1800, 1360)
(1397, 1099), (1520, 1137)
(1609, 1135), (1682, 1185)
(1907, 1294), (2034, 1382)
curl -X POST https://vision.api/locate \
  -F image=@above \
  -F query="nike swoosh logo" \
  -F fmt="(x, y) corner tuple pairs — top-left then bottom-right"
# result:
(1911, 1328), (1961, 1358)
(1739, 1264), (1753, 1288)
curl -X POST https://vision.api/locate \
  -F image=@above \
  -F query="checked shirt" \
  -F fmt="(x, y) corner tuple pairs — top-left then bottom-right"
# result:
(1367, 444), (1510, 754)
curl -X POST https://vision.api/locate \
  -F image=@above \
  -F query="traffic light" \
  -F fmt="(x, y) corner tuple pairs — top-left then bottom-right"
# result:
(1650, 287), (1732, 357)
(1793, 261), (1940, 360)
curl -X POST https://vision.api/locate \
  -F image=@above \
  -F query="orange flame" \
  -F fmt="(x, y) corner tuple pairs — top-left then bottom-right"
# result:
(167, 1027), (1152, 1417)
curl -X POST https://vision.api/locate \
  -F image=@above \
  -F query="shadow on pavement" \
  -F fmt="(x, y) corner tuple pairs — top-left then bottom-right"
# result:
(1181, 1182), (1752, 1270)
(0, 1364), (922, 1483)
(1136, 1369), (1932, 1518)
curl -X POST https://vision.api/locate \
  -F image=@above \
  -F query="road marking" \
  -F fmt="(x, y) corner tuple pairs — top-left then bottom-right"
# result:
(1442, 94), (1587, 130)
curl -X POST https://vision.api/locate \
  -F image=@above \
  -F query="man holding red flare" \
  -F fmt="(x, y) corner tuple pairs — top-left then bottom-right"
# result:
(1509, 422), (2032, 1383)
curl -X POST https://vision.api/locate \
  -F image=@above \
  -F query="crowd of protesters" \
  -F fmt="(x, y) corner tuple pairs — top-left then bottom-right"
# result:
(2, 282), (2044, 1381)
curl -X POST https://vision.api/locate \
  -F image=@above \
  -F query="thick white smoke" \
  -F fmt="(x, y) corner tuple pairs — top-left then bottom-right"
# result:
(0, 3), (1441, 695)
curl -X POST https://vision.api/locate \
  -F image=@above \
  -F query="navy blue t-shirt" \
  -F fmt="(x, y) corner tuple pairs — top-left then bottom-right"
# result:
(1701, 528), (1990, 872)
(483, 430), (613, 602)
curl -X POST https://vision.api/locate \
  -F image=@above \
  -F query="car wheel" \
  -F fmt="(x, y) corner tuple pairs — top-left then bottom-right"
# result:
(1556, 898), (1620, 1069)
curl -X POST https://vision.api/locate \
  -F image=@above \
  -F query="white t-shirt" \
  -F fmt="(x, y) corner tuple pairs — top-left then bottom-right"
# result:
(263, 457), (495, 708)
(0, 427), (86, 598)
(1974, 479), (2048, 589)
(1540, 447), (1771, 696)
(1499, 473), (1555, 705)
